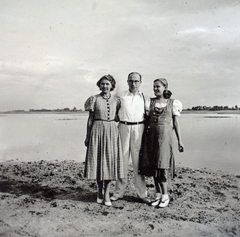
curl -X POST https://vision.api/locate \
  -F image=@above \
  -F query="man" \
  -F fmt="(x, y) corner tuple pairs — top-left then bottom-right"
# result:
(111, 72), (150, 203)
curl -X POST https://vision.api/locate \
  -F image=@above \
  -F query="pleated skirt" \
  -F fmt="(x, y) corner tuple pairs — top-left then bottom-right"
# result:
(84, 120), (124, 180)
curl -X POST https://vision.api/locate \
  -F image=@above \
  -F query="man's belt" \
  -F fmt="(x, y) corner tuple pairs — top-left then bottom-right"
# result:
(120, 121), (144, 125)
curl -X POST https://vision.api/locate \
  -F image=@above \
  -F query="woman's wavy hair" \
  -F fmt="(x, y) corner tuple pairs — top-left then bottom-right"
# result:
(96, 74), (116, 91)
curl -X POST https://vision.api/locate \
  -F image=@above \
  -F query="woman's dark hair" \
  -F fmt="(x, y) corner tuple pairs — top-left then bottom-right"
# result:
(163, 90), (172, 99)
(96, 74), (116, 91)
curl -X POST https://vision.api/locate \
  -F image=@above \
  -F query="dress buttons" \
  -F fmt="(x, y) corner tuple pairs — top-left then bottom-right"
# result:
(106, 100), (110, 120)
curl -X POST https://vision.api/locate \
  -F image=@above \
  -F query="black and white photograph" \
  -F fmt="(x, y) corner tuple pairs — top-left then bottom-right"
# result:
(0, 0), (240, 236)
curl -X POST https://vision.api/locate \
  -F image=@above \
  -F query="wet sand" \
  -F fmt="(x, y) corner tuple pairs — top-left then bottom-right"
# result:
(0, 160), (239, 237)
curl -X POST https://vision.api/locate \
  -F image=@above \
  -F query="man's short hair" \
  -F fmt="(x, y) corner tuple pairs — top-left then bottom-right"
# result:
(127, 72), (142, 81)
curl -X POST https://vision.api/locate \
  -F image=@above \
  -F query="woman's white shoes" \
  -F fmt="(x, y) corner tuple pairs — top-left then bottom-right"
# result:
(97, 197), (104, 204)
(110, 196), (119, 201)
(104, 201), (112, 207)
(151, 198), (161, 207)
(159, 198), (169, 208)
(151, 194), (170, 208)
(97, 196), (112, 206)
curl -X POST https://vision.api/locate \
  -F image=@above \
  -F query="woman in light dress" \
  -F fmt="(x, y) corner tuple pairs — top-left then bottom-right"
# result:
(84, 75), (124, 206)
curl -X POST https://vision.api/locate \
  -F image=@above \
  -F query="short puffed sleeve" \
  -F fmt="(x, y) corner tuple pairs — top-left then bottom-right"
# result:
(84, 96), (96, 112)
(173, 100), (182, 116)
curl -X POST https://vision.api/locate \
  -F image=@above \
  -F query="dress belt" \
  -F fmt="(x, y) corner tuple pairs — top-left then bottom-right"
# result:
(120, 121), (144, 125)
(94, 119), (115, 122)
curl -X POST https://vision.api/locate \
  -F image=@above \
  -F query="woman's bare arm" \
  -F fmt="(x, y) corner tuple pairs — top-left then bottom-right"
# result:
(84, 111), (94, 147)
(173, 115), (184, 152)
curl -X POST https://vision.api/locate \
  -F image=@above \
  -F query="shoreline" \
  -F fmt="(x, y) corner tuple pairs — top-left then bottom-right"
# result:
(0, 160), (239, 236)
(1, 110), (240, 115)
(182, 110), (240, 115)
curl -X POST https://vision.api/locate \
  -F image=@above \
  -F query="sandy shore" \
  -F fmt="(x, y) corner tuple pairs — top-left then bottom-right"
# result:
(0, 160), (239, 237)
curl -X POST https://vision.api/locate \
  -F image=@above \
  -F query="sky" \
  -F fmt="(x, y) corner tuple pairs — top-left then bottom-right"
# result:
(1, 0), (240, 111)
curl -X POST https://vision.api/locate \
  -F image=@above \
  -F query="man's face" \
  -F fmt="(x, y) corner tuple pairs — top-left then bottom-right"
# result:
(127, 74), (141, 93)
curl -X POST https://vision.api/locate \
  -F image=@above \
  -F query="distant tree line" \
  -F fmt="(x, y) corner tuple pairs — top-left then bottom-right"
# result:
(29, 107), (83, 112)
(187, 105), (239, 111)
(5, 105), (240, 113)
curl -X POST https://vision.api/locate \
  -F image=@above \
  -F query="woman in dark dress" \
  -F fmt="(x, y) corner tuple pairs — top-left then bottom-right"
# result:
(139, 78), (184, 208)
(84, 75), (124, 206)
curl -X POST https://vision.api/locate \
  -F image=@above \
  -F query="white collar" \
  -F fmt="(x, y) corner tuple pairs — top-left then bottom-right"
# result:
(127, 90), (142, 96)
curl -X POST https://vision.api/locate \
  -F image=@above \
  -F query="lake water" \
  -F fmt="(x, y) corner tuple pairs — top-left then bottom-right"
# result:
(0, 113), (239, 175)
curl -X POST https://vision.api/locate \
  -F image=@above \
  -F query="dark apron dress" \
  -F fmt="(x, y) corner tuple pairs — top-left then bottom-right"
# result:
(139, 98), (175, 179)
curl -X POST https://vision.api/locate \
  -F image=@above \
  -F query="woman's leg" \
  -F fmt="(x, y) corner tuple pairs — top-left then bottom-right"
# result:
(154, 176), (161, 194)
(103, 180), (112, 206)
(159, 169), (169, 208)
(159, 181), (168, 195)
(97, 179), (104, 200)
(104, 180), (111, 202)
(151, 177), (161, 206)
(159, 169), (168, 195)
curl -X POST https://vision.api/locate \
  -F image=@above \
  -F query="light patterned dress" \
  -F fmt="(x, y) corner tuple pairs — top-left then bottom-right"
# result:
(84, 94), (124, 180)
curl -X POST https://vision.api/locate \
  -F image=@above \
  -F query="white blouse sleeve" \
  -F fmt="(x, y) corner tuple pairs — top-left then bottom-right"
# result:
(173, 100), (182, 116)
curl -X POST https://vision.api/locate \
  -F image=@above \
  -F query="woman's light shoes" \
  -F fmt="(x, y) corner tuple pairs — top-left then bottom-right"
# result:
(97, 196), (112, 206)
(151, 193), (161, 207)
(97, 197), (104, 204)
(159, 198), (169, 208)
(104, 201), (112, 207)
(151, 198), (161, 207)
(110, 196), (119, 201)
(151, 194), (169, 208)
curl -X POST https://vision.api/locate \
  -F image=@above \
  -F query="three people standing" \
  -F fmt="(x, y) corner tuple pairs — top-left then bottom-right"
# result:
(84, 74), (184, 208)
